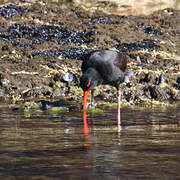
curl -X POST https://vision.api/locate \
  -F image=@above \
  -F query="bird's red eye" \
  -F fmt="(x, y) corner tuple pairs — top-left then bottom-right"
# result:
(87, 82), (91, 87)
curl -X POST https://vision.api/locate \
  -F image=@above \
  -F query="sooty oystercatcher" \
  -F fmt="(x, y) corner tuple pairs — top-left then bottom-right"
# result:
(80, 50), (130, 132)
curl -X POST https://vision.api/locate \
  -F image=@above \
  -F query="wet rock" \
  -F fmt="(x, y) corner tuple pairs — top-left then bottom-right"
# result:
(11, 39), (31, 48)
(126, 82), (134, 88)
(0, 89), (5, 96)
(89, 17), (114, 24)
(133, 86), (144, 103)
(0, 3), (24, 19)
(139, 73), (151, 83)
(156, 74), (165, 85)
(171, 88), (180, 101)
(158, 88), (171, 100)
(0, 89), (7, 102)
(1, 45), (10, 51)
(0, 78), (9, 86)
(115, 39), (160, 52)
(177, 77), (180, 84)
(137, 25), (163, 35)
(0, 1), (178, 105)
(144, 85), (172, 101)
(39, 99), (80, 111)
(21, 87), (51, 99)
(0, 74), (9, 87)
(0, 24), (94, 47)
(39, 99), (67, 110)
(146, 58), (151, 64)
(136, 56), (141, 64)
(177, 77), (180, 89)
(59, 21), (64, 25)
(152, 59), (174, 67)
(63, 73), (74, 82)
(124, 92), (133, 103)
(32, 47), (90, 59)
(145, 86), (158, 99)
(124, 71), (134, 83)
(67, 105), (81, 111)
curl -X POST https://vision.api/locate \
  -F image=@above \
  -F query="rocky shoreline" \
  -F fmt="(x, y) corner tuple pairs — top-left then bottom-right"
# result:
(0, 1), (179, 109)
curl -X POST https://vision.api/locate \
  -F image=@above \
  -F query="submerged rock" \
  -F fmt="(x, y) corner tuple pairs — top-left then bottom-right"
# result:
(39, 99), (67, 110)
(39, 99), (80, 111)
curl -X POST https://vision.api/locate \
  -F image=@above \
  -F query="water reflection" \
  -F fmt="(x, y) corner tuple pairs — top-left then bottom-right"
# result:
(0, 105), (180, 179)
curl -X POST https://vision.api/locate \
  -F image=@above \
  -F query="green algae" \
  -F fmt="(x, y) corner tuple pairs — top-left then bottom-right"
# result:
(88, 107), (104, 114)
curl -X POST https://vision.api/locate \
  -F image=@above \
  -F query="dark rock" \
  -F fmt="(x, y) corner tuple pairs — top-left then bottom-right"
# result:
(0, 23), (94, 47)
(0, 3), (24, 19)
(68, 105), (81, 111)
(1, 45), (9, 51)
(140, 73), (151, 83)
(32, 47), (90, 60)
(89, 17), (114, 24)
(115, 39), (160, 52)
(136, 25), (163, 35)
(40, 99), (67, 110)
(145, 86), (158, 99)
(177, 77), (180, 84)
(124, 92), (133, 103)
(126, 82), (133, 88)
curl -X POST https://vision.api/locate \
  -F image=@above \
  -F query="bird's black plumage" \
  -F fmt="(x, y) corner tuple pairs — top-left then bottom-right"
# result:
(80, 50), (128, 90)
(81, 50), (130, 132)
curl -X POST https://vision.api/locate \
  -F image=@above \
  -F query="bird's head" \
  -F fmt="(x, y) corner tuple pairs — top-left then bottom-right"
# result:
(80, 75), (94, 91)
(80, 67), (102, 91)
(80, 68), (103, 112)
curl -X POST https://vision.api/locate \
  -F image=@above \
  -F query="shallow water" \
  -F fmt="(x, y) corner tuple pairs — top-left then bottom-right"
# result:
(0, 104), (180, 180)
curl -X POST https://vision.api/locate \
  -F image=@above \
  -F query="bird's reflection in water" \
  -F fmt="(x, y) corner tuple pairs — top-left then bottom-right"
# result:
(83, 108), (122, 148)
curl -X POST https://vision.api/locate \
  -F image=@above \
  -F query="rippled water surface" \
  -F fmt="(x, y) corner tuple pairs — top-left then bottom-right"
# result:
(0, 104), (180, 180)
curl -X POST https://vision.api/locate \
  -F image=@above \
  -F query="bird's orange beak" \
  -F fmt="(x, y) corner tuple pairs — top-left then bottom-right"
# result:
(87, 82), (91, 87)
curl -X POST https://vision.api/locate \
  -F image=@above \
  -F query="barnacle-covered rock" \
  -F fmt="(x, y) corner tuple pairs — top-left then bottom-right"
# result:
(0, 1), (179, 107)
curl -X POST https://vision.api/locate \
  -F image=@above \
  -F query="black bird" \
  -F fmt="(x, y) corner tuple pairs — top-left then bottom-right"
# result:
(80, 50), (129, 131)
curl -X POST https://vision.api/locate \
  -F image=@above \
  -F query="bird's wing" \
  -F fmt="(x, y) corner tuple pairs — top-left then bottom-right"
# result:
(113, 53), (128, 72)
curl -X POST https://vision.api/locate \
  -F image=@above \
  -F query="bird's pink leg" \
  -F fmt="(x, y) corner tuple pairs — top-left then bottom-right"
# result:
(117, 88), (121, 133)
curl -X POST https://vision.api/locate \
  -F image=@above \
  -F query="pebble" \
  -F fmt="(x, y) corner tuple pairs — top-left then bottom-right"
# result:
(157, 74), (165, 84)
(177, 77), (180, 84)
(63, 73), (74, 82)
